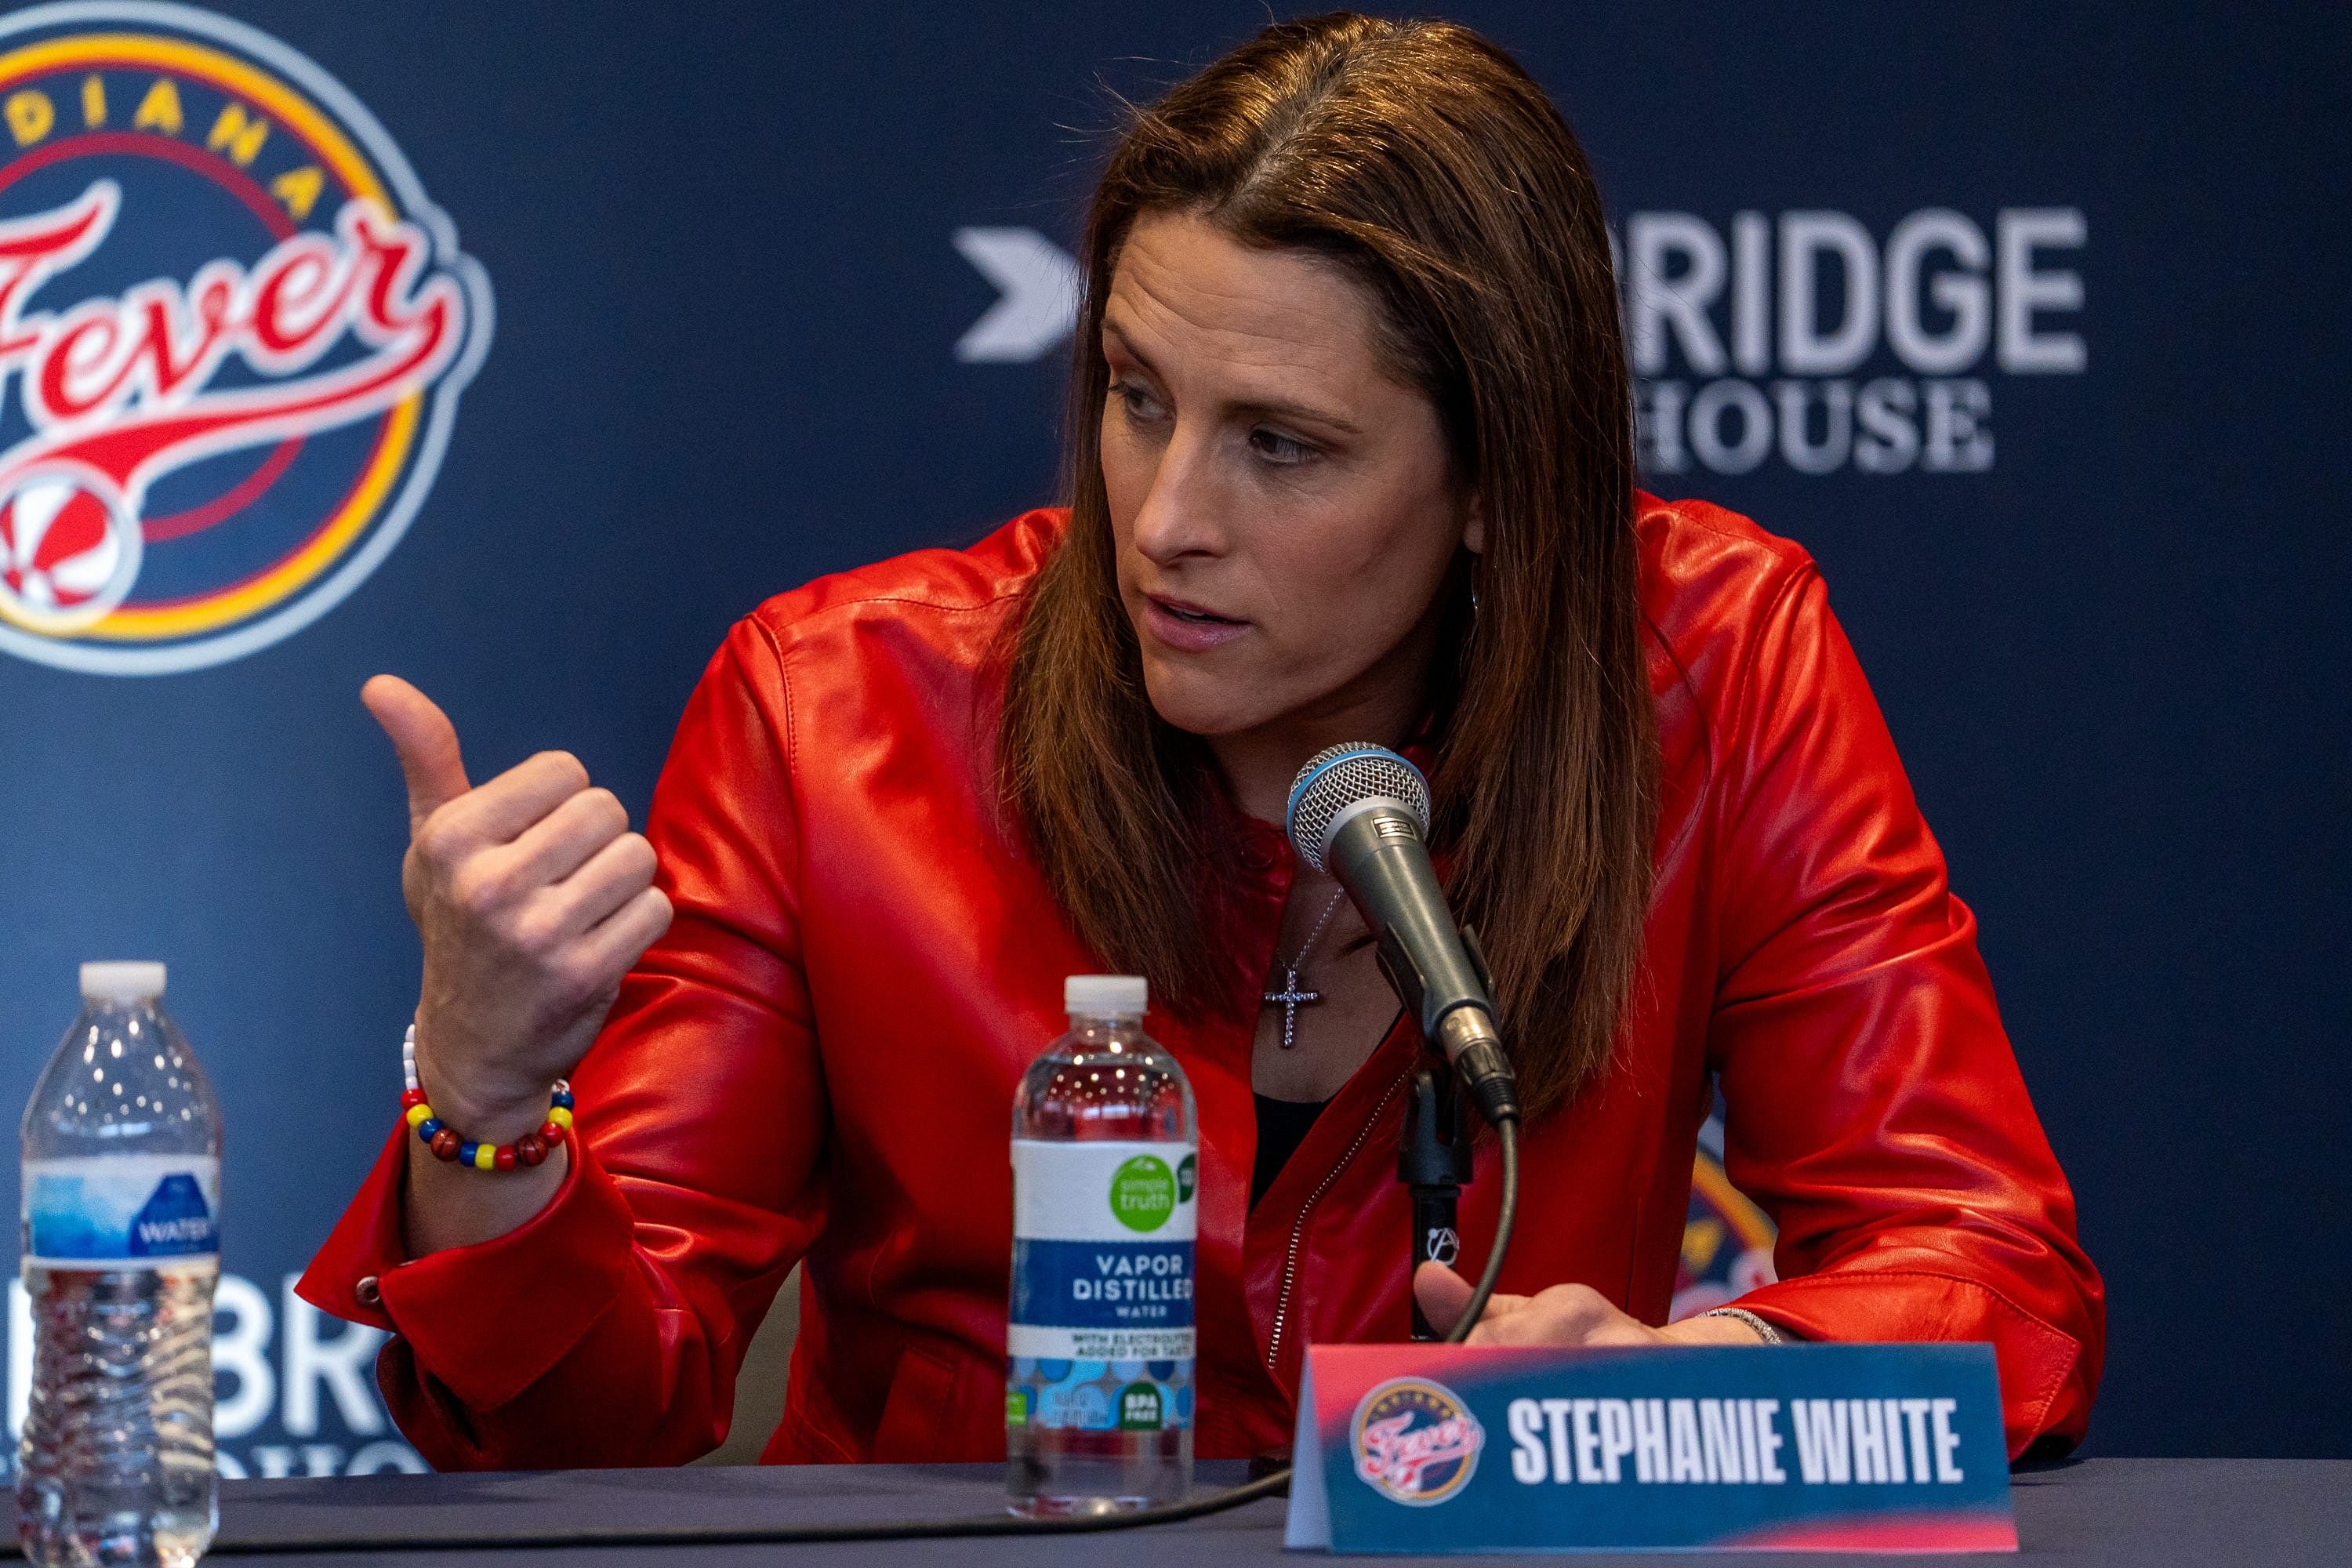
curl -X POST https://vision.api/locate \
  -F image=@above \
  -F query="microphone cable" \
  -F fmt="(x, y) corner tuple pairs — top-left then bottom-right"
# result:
(3, 1119), (1520, 1559)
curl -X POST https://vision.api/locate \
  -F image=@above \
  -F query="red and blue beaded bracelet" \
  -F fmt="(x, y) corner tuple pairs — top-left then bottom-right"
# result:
(400, 1024), (573, 1171)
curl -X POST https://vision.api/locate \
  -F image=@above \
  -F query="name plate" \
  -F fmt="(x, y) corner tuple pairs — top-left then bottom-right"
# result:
(1283, 1341), (2016, 1554)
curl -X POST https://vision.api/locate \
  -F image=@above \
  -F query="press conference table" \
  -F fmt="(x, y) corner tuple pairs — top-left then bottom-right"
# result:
(157, 1457), (2348, 1565)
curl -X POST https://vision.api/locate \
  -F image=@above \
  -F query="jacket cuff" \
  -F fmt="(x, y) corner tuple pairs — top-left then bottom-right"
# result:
(294, 1118), (418, 1330)
(296, 1120), (638, 1412)
(1727, 1271), (2082, 1457)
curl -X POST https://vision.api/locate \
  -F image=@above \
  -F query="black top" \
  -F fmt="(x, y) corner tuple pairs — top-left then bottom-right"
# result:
(1251, 1093), (1330, 1207)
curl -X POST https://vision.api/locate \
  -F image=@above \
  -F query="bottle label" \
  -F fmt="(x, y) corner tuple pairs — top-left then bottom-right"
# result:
(1008, 1138), (1196, 1433)
(21, 1155), (221, 1269)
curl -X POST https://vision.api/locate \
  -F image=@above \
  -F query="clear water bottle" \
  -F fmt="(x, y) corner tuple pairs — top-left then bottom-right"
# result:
(1007, 975), (1197, 1515)
(19, 964), (221, 1568)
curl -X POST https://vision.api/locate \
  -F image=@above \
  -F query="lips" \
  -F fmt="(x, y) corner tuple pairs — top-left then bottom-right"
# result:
(1140, 592), (1249, 653)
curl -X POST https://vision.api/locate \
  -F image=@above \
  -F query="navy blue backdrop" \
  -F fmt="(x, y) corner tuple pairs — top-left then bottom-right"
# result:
(0, 0), (2342, 1472)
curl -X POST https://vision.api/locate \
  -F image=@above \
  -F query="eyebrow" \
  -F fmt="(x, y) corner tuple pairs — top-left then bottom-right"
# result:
(1101, 319), (1366, 437)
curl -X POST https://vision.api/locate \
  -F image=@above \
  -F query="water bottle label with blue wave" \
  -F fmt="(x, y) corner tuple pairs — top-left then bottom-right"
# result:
(22, 1154), (220, 1267)
(1007, 1139), (1196, 1432)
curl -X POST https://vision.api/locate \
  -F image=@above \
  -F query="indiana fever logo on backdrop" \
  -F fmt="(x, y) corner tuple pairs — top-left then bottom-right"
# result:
(0, 2), (490, 675)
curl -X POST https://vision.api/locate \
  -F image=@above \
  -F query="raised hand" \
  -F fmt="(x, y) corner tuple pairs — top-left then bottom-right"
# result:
(364, 675), (673, 1147)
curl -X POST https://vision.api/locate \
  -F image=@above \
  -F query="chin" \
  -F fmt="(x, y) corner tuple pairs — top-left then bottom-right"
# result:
(1139, 659), (1273, 739)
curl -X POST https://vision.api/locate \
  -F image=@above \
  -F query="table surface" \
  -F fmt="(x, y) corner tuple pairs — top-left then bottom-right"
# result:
(163, 1457), (2351, 1565)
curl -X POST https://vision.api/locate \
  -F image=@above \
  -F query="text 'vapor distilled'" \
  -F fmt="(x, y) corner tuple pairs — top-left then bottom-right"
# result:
(1007, 975), (1198, 1515)
(19, 964), (222, 1568)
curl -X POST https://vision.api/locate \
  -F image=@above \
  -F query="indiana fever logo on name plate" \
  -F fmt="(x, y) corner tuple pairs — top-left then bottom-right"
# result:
(0, 1), (490, 674)
(1351, 1376), (1485, 1506)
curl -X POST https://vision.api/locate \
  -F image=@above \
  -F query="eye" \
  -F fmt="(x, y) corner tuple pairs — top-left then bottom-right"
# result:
(1248, 427), (1317, 465)
(1108, 379), (1167, 424)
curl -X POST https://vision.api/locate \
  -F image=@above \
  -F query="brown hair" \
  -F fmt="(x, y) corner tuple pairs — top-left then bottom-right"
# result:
(996, 13), (1657, 1120)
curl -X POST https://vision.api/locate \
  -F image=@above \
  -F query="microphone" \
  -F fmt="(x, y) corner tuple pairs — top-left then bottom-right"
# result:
(1285, 744), (1522, 1126)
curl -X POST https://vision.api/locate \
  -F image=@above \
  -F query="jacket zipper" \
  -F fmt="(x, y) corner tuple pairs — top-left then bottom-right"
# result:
(1265, 1069), (1413, 1375)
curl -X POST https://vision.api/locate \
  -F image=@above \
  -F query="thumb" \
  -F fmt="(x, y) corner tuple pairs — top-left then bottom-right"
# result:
(1414, 1261), (1529, 1340)
(362, 675), (470, 835)
(1414, 1260), (1477, 1338)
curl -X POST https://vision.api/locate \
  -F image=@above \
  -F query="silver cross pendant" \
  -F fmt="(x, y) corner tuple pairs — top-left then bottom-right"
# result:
(1264, 966), (1322, 1050)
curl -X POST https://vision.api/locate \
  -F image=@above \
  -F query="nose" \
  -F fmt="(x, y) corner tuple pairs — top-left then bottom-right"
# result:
(1127, 424), (1231, 570)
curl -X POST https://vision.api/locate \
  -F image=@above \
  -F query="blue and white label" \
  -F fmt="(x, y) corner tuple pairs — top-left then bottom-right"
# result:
(1011, 1239), (1193, 1336)
(1009, 1138), (1196, 1432)
(23, 1154), (220, 1269)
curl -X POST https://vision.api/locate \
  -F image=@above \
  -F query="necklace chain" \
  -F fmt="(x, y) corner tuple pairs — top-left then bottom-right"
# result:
(1279, 884), (1348, 972)
(1263, 884), (1349, 1051)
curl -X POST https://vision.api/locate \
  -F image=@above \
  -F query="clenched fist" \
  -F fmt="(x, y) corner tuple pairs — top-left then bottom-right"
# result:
(365, 675), (673, 1148)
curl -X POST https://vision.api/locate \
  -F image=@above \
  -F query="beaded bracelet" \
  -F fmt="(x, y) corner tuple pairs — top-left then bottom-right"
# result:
(400, 1024), (573, 1171)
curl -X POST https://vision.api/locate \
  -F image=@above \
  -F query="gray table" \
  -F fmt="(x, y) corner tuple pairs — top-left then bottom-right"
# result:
(174, 1457), (2349, 1565)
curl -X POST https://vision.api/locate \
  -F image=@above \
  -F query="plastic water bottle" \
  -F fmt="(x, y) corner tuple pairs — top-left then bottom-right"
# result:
(1007, 975), (1197, 1515)
(19, 964), (221, 1568)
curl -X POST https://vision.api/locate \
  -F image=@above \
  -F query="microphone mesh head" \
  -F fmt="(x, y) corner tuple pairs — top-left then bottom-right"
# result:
(1285, 743), (1431, 873)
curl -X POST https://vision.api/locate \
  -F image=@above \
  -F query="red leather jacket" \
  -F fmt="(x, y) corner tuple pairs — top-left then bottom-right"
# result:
(299, 499), (2103, 1468)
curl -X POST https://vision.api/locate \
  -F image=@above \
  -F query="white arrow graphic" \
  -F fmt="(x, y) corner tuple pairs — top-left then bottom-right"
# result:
(953, 227), (1080, 363)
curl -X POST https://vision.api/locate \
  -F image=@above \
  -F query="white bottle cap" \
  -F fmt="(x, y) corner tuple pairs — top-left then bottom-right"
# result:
(80, 961), (166, 1004)
(1065, 974), (1147, 1018)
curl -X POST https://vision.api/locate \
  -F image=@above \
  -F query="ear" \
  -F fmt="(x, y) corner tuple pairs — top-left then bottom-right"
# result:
(1461, 490), (1486, 556)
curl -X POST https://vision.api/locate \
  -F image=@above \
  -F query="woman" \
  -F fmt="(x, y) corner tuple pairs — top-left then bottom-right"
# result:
(300, 14), (2103, 1468)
